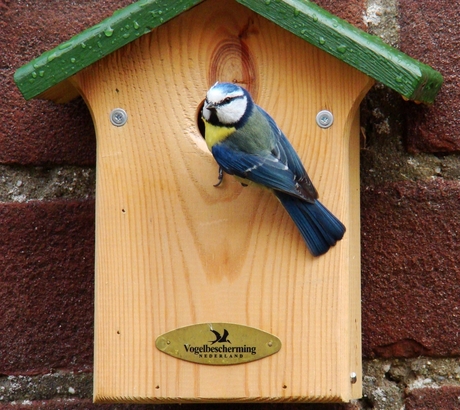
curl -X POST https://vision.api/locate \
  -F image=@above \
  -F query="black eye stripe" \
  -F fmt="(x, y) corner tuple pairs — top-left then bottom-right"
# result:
(216, 94), (244, 107)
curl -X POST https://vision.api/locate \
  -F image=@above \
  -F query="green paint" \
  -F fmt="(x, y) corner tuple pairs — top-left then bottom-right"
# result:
(14, 0), (442, 104)
(237, 0), (443, 103)
(14, 0), (203, 100)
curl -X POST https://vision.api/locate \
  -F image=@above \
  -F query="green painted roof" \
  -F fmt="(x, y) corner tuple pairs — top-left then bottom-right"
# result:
(14, 0), (443, 104)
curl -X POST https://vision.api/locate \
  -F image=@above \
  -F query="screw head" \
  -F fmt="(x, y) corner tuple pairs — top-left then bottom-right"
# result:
(110, 108), (128, 127)
(316, 110), (334, 128)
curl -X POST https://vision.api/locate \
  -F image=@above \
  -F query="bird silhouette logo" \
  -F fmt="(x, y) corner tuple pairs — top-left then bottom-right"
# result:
(209, 328), (231, 345)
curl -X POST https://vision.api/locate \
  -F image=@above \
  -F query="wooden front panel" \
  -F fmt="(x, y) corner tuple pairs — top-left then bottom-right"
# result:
(73, 0), (373, 403)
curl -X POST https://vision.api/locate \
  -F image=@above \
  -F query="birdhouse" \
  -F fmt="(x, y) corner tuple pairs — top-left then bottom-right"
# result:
(14, 0), (442, 404)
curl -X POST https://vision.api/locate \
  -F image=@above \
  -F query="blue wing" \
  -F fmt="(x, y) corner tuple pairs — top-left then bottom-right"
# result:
(209, 104), (345, 256)
(211, 106), (318, 202)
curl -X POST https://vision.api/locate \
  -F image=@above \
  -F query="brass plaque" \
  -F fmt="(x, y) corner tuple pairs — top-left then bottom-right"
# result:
(155, 323), (281, 365)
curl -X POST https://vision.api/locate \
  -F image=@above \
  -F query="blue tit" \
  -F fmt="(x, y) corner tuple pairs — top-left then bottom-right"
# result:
(201, 82), (345, 257)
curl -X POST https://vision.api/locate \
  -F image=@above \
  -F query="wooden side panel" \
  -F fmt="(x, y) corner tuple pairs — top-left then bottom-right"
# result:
(73, 0), (373, 403)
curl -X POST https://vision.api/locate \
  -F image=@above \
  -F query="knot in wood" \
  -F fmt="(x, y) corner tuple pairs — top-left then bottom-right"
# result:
(208, 37), (257, 99)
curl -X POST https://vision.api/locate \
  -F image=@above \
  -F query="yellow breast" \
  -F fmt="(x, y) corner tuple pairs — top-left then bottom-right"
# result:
(203, 118), (236, 151)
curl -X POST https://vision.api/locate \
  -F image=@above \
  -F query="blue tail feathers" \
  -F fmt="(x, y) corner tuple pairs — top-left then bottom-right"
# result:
(275, 191), (346, 256)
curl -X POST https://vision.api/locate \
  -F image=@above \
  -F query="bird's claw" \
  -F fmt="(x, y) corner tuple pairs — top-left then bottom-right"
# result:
(213, 167), (224, 187)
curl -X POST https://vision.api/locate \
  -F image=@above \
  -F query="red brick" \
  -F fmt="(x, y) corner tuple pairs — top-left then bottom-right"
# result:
(1, 80), (96, 166)
(361, 179), (460, 358)
(405, 386), (460, 410)
(315, 0), (367, 30)
(1, 0), (132, 166)
(399, 0), (460, 153)
(0, 200), (95, 375)
(2, 0), (132, 79)
(0, 400), (154, 409)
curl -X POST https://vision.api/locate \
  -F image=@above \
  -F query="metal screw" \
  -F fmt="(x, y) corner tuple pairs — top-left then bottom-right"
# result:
(110, 108), (128, 127)
(350, 372), (357, 384)
(316, 110), (334, 128)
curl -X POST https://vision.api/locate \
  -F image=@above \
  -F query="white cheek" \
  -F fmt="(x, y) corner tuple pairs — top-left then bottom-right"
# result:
(202, 105), (211, 121)
(217, 97), (247, 124)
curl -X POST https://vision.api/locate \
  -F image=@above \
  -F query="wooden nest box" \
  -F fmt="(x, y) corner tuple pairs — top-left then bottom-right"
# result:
(15, 0), (442, 404)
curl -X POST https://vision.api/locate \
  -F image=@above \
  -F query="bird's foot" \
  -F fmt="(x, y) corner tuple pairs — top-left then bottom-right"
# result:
(213, 167), (224, 187)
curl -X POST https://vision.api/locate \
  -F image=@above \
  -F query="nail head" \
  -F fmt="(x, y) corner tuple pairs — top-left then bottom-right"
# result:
(350, 372), (357, 384)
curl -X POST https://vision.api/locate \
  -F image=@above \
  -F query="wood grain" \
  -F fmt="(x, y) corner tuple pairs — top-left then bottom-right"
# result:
(72, 0), (373, 403)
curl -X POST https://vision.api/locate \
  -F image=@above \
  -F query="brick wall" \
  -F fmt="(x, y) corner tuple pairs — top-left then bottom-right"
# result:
(1, 0), (459, 409)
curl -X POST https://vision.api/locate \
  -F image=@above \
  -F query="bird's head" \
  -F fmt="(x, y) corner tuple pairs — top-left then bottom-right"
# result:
(202, 82), (253, 127)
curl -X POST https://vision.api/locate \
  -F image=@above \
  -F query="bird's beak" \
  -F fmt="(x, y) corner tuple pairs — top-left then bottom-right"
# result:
(204, 100), (216, 110)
